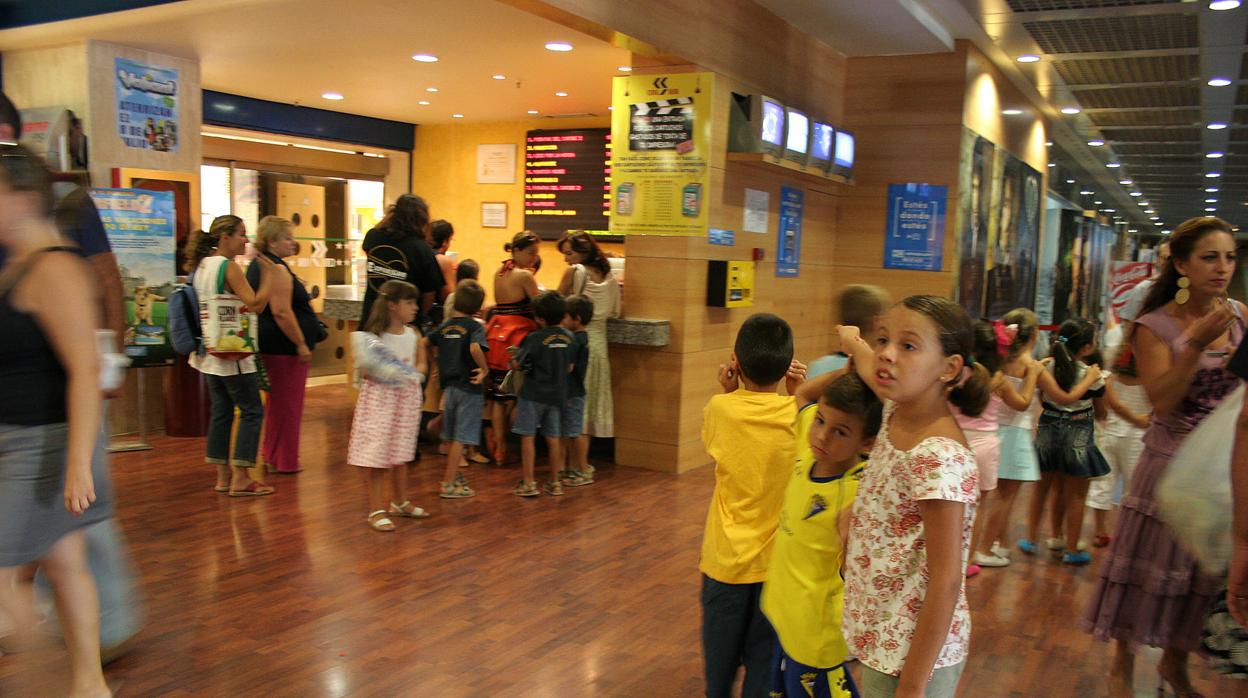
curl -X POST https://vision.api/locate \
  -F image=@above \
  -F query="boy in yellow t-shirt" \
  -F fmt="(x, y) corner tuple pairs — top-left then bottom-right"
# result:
(701, 313), (805, 698)
(761, 373), (882, 698)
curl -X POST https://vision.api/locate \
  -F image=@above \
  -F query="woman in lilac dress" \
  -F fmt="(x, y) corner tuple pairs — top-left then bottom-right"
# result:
(1084, 216), (1243, 698)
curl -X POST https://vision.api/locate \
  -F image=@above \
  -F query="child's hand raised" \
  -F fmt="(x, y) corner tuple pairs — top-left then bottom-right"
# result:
(785, 359), (807, 396)
(718, 361), (739, 393)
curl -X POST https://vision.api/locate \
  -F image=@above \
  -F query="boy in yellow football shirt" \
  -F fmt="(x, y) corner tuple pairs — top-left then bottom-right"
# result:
(701, 313), (806, 698)
(762, 373), (882, 698)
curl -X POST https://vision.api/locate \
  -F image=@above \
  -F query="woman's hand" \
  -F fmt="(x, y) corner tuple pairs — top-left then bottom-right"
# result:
(1186, 297), (1236, 349)
(785, 359), (808, 396)
(297, 344), (313, 364)
(253, 253), (278, 274)
(64, 464), (96, 516)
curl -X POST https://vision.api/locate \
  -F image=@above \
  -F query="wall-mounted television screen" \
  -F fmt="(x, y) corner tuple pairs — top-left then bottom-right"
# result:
(783, 108), (809, 163)
(809, 122), (834, 169)
(728, 93), (786, 158)
(760, 99), (784, 148)
(832, 129), (855, 178)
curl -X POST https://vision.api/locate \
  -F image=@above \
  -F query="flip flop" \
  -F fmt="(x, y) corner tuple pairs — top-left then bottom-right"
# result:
(466, 452), (491, 465)
(213, 485), (229, 493)
(229, 481), (275, 497)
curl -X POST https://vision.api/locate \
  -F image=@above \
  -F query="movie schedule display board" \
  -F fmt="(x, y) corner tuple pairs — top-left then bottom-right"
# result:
(523, 129), (611, 240)
(610, 72), (713, 236)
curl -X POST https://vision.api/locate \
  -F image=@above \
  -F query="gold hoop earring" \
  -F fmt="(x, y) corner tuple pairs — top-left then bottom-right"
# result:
(1175, 275), (1190, 305)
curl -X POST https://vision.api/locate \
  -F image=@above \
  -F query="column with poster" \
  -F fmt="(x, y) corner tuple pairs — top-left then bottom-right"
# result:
(609, 72), (713, 236)
(90, 188), (177, 367)
(115, 57), (179, 153)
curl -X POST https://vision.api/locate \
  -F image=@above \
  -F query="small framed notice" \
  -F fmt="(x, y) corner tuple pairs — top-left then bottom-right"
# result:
(477, 143), (516, 184)
(481, 202), (508, 228)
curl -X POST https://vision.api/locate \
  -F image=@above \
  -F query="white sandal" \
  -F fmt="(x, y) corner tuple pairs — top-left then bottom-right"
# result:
(367, 509), (396, 532)
(388, 500), (431, 518)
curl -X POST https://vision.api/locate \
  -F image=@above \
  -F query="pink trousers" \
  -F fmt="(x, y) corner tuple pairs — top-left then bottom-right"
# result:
(262, 354), (309, 473)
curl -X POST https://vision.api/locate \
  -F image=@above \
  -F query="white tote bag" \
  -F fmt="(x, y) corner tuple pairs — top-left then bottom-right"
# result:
(199, 258), (258, 361)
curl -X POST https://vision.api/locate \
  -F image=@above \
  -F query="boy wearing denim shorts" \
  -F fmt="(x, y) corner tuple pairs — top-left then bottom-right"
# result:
(511, 291), (574, 497)
(559, 296), (593, 487)
(427, 279), (490, 499)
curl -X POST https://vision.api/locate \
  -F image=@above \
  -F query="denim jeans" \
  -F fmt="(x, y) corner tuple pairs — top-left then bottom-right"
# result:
(205, 372), (264, 467)
(701, 574), (775, 698)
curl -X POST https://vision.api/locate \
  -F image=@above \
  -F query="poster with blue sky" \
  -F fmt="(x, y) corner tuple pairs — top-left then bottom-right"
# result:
(115, 57), (179, 153)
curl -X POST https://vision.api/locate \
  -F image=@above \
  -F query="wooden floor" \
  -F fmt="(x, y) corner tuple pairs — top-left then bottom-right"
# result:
(0, 384), (1231, 697)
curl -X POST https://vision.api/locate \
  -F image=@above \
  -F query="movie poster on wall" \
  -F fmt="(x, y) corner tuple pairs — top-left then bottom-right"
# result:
(954, 130), (993, 318)
(90, 188), (177, 367)
(114, 57), (179, 153)
(985, 155), (1041, 318)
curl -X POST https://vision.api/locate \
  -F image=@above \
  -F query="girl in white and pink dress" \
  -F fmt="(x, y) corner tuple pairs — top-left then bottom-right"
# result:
(348, 280), (429, 532)
(838, 295), (988, 698)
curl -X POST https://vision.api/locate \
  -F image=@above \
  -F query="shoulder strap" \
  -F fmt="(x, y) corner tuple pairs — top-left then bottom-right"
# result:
(214, 256), (231, 294)
(574, 264), (588, 295)
(0, 245), (80, 300)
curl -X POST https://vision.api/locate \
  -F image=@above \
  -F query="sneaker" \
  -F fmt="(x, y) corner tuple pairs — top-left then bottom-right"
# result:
(991, 542), (1011, 560)
(512, 479), (540, 497)
(585, 464), (596, 476)
(966, 564), (981, 578)
(973, 551), (1010, 568)
(1046, 537), (1066, 551)
(1062, 551), (1091, 565)
(439, 481), (476, 499)
(1018, 539), (1038, 555)
(543, 481), (564, 496)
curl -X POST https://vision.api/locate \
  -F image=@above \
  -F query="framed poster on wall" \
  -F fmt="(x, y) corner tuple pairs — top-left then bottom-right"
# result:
(482, 202), (507, 228)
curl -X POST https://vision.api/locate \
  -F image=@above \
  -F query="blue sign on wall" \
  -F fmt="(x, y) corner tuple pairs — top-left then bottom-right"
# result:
(776, 185), (803, 277)
(708, 228), (735, 246)
(884, 183), (946, 272)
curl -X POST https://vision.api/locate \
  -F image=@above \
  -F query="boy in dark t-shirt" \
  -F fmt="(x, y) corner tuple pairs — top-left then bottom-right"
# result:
(427, 280), (489, 499)
(511, 291), (574, 497)
(560, 295), (594, 488)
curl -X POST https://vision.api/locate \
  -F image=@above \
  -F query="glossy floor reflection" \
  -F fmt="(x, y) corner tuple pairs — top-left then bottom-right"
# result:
(0, 384), (1228, 696)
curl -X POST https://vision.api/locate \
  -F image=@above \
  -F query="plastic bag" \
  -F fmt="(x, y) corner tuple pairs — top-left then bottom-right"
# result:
(350, 331), (420, 387)
(1157, 383), (1240, 575)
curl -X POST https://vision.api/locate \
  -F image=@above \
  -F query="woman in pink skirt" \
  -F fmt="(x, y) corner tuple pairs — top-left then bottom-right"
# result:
(1083, 216), (1244, 697)
(349, 280), (430, 532)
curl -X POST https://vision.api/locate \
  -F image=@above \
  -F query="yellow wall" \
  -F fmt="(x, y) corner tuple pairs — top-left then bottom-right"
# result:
(410, 117), (622, 293)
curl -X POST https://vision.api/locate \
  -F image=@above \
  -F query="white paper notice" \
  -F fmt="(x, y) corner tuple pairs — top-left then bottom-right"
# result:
(743, 188), (769, 233)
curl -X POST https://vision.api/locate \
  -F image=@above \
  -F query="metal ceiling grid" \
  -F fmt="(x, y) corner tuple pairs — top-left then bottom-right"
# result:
(1096, 126), (1203, 141)
(1115, 143), (1204, 155)
(1023, 14), (1197, 54)
(1090, 109), (1200, 126)
(1074, 84), (1200, 108)
(1053, 54), (1198, 84)
(1007, 0), (1179, 11)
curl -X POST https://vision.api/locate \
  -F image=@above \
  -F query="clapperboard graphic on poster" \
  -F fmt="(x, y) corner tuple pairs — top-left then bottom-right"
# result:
(629, 95), (695, 153)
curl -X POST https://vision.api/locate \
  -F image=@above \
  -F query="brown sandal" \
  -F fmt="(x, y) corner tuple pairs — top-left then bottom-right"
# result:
(368, 510), (396, 532)
(229, 481), (275, 497)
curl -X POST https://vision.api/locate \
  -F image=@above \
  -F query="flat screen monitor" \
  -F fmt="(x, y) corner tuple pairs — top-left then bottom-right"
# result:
(728, 93), (785, 158)
(808, 122), (834, 169)
(832, 129), (855, 178)
(783, 108), (809, 163)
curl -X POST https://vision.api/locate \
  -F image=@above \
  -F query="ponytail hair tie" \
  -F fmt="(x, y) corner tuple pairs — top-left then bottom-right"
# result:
(1057, 336), (1068, 345)
(992, 320), (1019, 357)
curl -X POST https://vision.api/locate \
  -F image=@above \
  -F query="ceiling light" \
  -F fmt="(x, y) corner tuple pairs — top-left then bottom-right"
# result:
(1080, 189), (1095, 195)
(555, 91), (569, 97)
(321, 92), (344, 100)
(1139, 201), (1150, 206)
(1061, 107), (1081, 115)
(1094, 200), (1103, 204)
(1016, 54), (1041, 63)
(1208, 152), (1225, 158)
(1129, 228), (1138, 233)
(411, 54), (439, 63)
(1048, 163), (1056, 167)
(1151, 216), (1160, 220)
(1209, 77), (1233, 87)
(1207, 207), (1218, 212)
(1105, 209), (1116, 212)
(527, 109), (539, 115)
(618, 66), (632, 72)
(492, 74), (507, 80)
(1207, 172), (1222, 178)
(1155, 222), (1165, 226)
(1207, 198), (1219, 203)
(452, 114), (464, 119)
(607, 106), (614, 111)
(1145, 209), (1156, 214)
(1209, 122), (1229, 130)
(418, 100), (431, 106)
(1130, 191), (1143, 196)
(1163, 229), (1171, 234)
(545, 42), (574, 52)
(1120, 179), (1133, 185)
(1210, 1), (1241, 11)
(1107, 162), (1121, 168)
(292, 143), (356, 154)
(1045, 141), (1054, 146)
(1066, 179), (1075, 184)
(1087, 139), (1105, 146)
(1207, 187), (1220, 192)
(426, 87), (439, 93)
(1002, 109), (1024, 116)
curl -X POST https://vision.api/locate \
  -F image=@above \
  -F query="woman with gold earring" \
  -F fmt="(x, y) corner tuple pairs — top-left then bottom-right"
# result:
(1083, 216), (1242, 698)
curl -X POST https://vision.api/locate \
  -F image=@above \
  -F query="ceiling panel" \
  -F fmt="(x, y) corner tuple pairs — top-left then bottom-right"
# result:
(1090, 108), (1199, 126)
(1006, 0), (1179, 10)
(1075, 84), (1199, 108)
(1115, 143), (1200, 155)
(1098, 126), (1203, 141)
(1053, 54), (1197, 84)
(1023, 13), (1197, 54)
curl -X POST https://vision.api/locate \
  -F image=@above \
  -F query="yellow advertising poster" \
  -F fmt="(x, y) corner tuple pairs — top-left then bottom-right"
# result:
(609, 72), (713, 236)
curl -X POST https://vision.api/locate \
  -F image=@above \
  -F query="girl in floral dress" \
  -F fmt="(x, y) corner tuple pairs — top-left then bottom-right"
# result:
(838, 295), (989, 698)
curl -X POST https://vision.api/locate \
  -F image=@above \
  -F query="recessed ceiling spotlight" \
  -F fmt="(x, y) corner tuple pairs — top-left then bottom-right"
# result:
(1045, 141), (1054, 146)
(1155, 222), (1165, 226)
(321, 92), (344, 100)
(1151, 216), (1160, 220)
(1016, 54), (1041, 63)
(1210, 1), (1241, 11)
(555, 91), (569, 97)
(492, 74), (507, 80)
(1128, 228), (1138, 233)
(527, 109), (539, 115)
(1209, 122), (1229, 130)
(1207, 187), (1220, 192)
(607, 106), (614, 111)
(426, 87), (439, 93)
(1048, 163), (1056, 167)
(418, 100), (431, 106)
(452, 114), (464, 119)
(1105, 208), (1116, 212)
(545, 42), (574, 52)
(1094, 200), (1103, 204)
(1130, 192), (1143, 197)
(1002, 109), (1024, 115)
(1080, 189), (1095, 195)
(1139, 201), (1150, 206)
(411, 54), (439, 63)
(1208, 152), (1225, 158)
(1207, 198), (1219, 203)
(1162, 229), (1171, 234)
(617, 66), (632, 72)
(1061, 107), (1081, 115)
(1209, 77), (1233, 87)
(1107, 162), (1121, 168)
(1066, 179), (1076, 184)
(1206, 207), (1218, 212)
(1145, 209), (1156, 214)
(1207, 172), (1222, 178)
(1120, 179), (1133, 185)
(1087, 139), (1105, 146)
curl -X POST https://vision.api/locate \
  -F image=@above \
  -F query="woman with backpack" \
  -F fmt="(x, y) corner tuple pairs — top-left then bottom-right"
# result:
(185, 215), (277, 497)
(483, 231), (541, 464)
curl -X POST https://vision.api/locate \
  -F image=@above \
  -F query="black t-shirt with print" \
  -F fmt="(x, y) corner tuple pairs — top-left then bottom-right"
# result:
(516, 326), (574, 406)
(358, 226), (444, 324)
(430, 316), (489, 393)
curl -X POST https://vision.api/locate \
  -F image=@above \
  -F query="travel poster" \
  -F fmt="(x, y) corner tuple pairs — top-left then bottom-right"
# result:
(90, 188), (177, 367)
(955, 130), (993, 318)
(115, 57), (179, 153)
(884, 183), (946, 272)
(609, 72), (713, 236)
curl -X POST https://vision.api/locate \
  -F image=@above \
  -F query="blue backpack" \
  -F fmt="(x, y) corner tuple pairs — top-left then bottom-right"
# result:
(167, 282), (201, 355)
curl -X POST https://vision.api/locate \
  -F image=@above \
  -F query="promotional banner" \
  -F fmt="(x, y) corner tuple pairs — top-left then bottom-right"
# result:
(90, 188), (177, 366)
(955, 130), (993, 318)
(115, 57), (179, 153)
(776, 185), (803, 277)
(609, 72), (713, 236)
(884, 183), (946, 271)
(985, 154), (1042, 319)
(1109, 261), (1153, 322)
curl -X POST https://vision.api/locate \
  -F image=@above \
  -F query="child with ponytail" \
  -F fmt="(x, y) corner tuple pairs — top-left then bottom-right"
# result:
(1022, 318), (1107, 565)
(839, 295), (988, 698)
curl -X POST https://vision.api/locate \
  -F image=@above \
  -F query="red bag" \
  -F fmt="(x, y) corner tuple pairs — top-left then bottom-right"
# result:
(484, 314), (538, 371)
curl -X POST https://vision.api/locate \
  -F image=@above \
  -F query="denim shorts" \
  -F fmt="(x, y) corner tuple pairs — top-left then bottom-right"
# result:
(512, 398), (563, 437)
(561, 395), (586, 439)
(441, 385), (484, 446)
